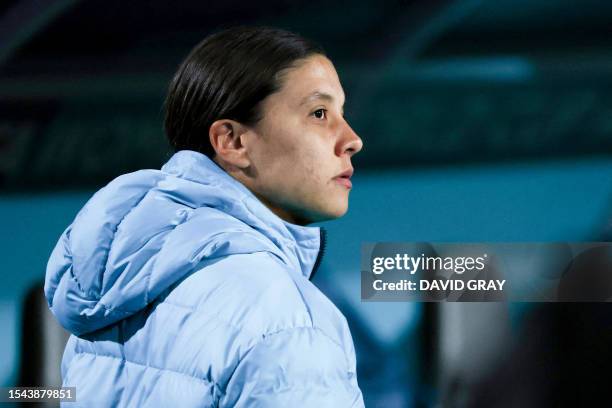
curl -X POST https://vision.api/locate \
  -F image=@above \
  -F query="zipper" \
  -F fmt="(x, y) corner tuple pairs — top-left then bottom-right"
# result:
(309, 227), (326, 281)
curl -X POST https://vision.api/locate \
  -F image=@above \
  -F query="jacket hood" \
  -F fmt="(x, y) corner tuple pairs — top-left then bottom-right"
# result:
(45, 150), (322, 336)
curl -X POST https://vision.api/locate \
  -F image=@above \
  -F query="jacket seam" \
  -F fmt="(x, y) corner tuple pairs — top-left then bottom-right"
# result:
(67, 184), (154, 301)
(142, 221), (178, 305)
(222, 325), (353, 396)
(81, 248), (284, 317)
(71, 350), (219, 388)
(142, 212), (245, 304)
(260, 325), (346, 356)
(100, 187), (156, 300)
(243, 254), (346, 353)
(257, 252), (319, 330)
(155, 300), (260, 339)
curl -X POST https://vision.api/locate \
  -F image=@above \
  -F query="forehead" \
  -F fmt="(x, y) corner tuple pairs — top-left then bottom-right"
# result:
(276, 55), (345, 106)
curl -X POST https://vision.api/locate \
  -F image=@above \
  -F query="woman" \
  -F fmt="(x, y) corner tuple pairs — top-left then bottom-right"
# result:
(45, 26), (364, 407)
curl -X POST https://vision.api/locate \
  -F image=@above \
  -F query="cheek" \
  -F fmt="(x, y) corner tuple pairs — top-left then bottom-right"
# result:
(297, 144), (329, 186)
(253, 119), (332, 194)
(265, 131), (319, 177)
(302, 151), (320, 178)
(283, 150), (322, 193)
(272, 146), (328, 203)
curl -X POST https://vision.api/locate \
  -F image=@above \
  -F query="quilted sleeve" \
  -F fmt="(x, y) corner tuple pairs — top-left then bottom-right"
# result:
(218, 326), (364, 408)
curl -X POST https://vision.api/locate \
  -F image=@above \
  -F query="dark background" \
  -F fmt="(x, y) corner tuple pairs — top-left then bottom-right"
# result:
(1, 1), (612, 407)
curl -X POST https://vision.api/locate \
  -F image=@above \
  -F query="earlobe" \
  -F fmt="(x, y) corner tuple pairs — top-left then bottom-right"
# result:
(209, 119), (251, 168)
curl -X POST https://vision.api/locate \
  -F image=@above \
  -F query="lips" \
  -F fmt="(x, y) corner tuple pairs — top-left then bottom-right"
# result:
(333, 168), (353, 189)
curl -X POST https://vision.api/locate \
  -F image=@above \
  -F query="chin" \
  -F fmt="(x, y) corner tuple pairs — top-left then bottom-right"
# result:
(331, 204), (349, 218)
(314, 202), (348, 222)
(294, 196), (349, 224)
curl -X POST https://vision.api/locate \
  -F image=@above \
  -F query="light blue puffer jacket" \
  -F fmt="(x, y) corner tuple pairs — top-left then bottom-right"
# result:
(44, 150), (364, 407)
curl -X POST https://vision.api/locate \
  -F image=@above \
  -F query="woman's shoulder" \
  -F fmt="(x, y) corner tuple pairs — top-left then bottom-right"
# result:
(161, 250), (349, 345)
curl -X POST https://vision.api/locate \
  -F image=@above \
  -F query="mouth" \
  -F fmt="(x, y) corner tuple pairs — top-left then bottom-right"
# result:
(333, 168), (353, 189)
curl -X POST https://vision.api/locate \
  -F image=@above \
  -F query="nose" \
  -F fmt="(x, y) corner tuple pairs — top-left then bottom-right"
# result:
(336, 119), (363, 157)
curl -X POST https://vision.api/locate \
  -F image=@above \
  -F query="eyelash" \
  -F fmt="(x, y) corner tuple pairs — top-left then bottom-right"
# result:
(311, 108), (327, 120)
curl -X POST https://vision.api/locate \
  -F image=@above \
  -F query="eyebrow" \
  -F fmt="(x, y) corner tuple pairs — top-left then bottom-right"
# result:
(299, 91), (345, 112)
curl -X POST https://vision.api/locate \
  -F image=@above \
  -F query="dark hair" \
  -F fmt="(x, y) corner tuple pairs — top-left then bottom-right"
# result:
(164, 26), (325, 157)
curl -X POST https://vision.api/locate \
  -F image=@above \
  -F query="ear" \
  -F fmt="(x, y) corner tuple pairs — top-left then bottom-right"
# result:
(209, 119), (252, 168)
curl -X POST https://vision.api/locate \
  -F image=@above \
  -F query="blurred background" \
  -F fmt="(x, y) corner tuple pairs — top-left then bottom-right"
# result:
(1, 0), (612, 407)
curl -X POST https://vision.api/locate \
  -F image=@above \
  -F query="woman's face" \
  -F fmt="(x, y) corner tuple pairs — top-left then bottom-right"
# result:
(243, 54), (363, 224)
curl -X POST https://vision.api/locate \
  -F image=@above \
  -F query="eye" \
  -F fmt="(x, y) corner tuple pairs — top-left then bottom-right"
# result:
(312, 108), (327, 120)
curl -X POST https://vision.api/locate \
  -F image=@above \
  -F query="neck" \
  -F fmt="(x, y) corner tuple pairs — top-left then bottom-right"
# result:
(252, 192), (311, 226)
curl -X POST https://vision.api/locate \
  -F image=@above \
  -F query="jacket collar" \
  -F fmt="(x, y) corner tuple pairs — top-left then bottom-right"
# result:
(161, 150), (323, 280)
